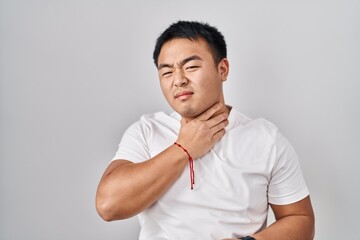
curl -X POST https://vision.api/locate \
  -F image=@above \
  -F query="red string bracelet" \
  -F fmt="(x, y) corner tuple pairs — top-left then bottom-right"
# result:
(174, 142), (195, 190)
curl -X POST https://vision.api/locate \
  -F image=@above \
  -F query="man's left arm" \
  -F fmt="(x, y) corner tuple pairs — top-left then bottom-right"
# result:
(251, 131), (315, 240)
(252, 195), (315, 240)
(223, 195), (314, 240)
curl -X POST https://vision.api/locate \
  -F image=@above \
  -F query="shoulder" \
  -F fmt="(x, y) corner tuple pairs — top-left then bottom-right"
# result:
(138, 111), (179, 127)
(139, 111), (176, 122)
(230, 108), (279, 138)
(126, 111), (179, 136)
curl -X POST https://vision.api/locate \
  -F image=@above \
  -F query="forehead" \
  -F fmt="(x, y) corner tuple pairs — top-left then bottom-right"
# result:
(158, 38), (213, 65)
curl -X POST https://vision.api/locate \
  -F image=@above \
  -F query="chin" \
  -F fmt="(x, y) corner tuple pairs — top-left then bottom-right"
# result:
(177, 110), (197, 119)
(176, 106), (206, 119)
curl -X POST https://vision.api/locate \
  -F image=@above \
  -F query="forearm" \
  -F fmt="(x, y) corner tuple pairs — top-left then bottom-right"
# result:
(96, 144), (188, 221)
(252, 214), (315, 240)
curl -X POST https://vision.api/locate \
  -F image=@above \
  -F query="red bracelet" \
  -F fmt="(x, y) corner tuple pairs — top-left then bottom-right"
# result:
(174, 142), (195, 190)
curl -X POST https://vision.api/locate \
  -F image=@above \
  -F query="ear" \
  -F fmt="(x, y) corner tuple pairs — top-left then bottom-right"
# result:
(218, 58), (229, 82)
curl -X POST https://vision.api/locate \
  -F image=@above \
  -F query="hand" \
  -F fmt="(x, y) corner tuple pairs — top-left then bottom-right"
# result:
(175, 103), (229, 159)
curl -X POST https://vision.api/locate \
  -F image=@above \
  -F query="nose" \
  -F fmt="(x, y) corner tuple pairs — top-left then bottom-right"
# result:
(174, 70), (188, 87)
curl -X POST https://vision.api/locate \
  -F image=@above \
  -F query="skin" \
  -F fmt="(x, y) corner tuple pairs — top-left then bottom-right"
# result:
(96, 38), (315, 239)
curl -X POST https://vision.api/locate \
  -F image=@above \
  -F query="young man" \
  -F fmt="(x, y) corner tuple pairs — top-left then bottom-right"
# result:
(96, 21), (315, 240)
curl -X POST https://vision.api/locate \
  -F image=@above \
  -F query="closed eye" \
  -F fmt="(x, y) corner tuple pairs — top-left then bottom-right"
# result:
(162, 71), (172, 77)
(186, 66), (199, 70)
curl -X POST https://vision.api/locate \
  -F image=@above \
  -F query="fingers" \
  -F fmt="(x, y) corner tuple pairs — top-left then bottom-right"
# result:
(209, 114), (228, 143)
(210, 116), (228, 135)
(196, 102), (223, 121)
(207, 111), (228, 128)
(212, 128), (226, 143)
(195, 104), (229, 141)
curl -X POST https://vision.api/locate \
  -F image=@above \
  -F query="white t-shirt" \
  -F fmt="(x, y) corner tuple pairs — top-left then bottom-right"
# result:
(113, 109), (309, 240)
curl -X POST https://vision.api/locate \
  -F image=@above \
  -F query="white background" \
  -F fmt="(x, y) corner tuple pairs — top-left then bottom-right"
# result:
(1, 0), (359, 239)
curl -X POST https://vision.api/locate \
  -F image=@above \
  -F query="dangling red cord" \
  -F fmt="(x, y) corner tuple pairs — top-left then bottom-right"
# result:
(174, 142), (195, 190)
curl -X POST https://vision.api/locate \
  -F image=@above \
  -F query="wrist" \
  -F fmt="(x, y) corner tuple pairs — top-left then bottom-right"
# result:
(173, 142), (195, 190)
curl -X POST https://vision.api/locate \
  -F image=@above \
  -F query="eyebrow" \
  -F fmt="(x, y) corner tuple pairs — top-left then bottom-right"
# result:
(158, 55), (203, 70)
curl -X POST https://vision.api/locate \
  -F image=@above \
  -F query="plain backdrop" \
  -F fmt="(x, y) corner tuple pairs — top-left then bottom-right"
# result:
(1, 0), (359, 239)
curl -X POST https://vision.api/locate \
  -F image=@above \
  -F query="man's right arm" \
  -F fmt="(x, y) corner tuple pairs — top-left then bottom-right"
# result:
(95, 103), (229, 221)
(95, 145), (189, 221)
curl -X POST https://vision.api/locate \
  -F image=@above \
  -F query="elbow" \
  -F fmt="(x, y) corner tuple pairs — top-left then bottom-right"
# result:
(96, 180), (123, 221)
(96, 194), (136, 221)
(96, 198), (117, 222)
(96, 188), (123, 221)
(96, 175), (140, 221)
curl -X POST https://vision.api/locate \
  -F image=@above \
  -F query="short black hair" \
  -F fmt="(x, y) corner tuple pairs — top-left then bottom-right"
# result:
(153, 20), (227, 67)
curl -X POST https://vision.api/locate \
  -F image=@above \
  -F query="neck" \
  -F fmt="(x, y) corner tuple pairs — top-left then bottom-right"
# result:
(214, 104), (232, 118)
(182, 104), (232, 123)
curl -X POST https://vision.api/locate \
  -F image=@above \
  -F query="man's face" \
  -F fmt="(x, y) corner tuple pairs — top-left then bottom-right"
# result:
(157, 38), (229, 119)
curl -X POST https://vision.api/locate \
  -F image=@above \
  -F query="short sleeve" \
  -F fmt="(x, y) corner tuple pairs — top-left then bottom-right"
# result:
(112, 120), (151, 163)
(268, 132), (309, 205)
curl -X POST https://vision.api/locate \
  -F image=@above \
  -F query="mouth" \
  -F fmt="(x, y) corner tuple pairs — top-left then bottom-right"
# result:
(174, 91), (194, 99)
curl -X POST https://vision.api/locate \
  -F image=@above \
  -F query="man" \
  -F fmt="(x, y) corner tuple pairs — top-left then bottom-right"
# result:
(96, 21), (315, 240)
